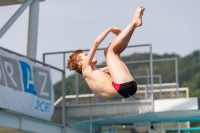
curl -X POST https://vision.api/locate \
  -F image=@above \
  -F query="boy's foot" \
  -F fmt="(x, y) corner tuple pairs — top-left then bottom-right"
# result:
(133, 6), (145, 27)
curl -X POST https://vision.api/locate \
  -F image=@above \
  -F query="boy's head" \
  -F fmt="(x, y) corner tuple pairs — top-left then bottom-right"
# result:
(66, 49), (83, 74)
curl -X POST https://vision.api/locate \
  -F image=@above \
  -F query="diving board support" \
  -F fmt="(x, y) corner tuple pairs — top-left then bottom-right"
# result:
(0, 0), (34, 39)
(27, 0), (40, 59)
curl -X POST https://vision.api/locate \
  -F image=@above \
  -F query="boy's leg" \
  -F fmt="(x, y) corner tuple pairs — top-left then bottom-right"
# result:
(105, 6), (145, 83)
(111, 6), (145, 54)
(118, 30), (134, 54)
(108, 31), (134, 56)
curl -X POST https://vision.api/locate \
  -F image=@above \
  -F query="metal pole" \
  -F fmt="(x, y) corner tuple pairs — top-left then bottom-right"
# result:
(0, 0), (33, 39)
(149, 44), (153, 133)
(178, 122), (180, 133)
(75, 73), (79, 104)
(43, 54), (46, 64)
(114, 58), (178, 65)
(90, 105), (92, 133)
(95, 94), (98, 103)
(148, 122), (151, 133)
(160, 124), (163, 133)
(175, 58), (179, 98)
(27, 0), (40, 59)
(43, 44), (151, 55)
(130, 69), (150, 99)
(145, 70), (148, 99)
(146, 69), (150, 99)
(150, 44), (154, 110)
(159, 75), (163, 133)
(159, 75), (162, 99)
(62, 71), (66, 125)
(62, 53), (66, 125)
(175, 58), (180, 133)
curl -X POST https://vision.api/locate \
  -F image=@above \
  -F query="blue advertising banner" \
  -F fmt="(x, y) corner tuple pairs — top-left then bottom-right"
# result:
(0, 49), (54, 120)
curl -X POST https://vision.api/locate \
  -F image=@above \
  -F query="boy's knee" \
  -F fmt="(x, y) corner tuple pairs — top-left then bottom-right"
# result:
(104, 46), (120, 56)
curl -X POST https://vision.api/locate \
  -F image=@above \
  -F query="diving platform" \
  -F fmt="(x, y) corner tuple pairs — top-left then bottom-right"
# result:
(52, 97), (200, 130)
(66, 100), (152, 118)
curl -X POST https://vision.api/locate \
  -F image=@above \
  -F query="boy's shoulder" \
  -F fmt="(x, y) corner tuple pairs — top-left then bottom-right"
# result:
(83, 68), (103, 78)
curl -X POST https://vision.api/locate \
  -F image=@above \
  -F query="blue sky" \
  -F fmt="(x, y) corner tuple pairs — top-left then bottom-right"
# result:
(0, 0), (200, 62)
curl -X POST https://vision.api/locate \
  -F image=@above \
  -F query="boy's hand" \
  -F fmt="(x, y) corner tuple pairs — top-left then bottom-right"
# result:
(110, 27), (121, 36)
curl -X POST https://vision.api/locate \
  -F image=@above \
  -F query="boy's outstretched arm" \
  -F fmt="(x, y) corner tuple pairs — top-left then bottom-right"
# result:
(83, 27), (121, 68)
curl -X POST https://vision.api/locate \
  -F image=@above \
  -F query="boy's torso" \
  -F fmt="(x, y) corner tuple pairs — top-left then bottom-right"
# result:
(84, 69), (123, 99)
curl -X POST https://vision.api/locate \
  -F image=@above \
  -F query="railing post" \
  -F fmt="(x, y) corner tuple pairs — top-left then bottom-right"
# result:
(62, 54), (66, 125)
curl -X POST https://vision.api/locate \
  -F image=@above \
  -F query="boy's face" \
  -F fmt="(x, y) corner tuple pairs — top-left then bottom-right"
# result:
(77, 53), (97, 66)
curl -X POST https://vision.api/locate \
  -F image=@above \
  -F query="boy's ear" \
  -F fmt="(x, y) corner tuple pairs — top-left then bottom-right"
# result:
(78, 61), (82, 66)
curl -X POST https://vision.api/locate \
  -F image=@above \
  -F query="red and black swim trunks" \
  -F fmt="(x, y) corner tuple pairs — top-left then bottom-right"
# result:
(112, 80), (137, 98)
